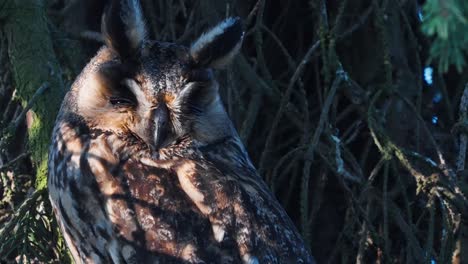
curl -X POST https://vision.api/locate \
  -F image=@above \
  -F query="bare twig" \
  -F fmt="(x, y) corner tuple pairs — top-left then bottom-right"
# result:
(12, 82), (49, 131)
(245, 0), (262, 28)
(394, 91), (452, 177)
(300, 68), (345, 244)
(456, 84), (468, 172)
(0, 152), (29, 171)
(176, 5), (198, 43)
(270, 146), (306, 190)
(356, 201), (372, 264)
(335, 6), (373, 41)
(240, 91), (262, 143)
(383, 162), (390, 261)
(331, 135), (362, 183)
(258, 39), (321, 172)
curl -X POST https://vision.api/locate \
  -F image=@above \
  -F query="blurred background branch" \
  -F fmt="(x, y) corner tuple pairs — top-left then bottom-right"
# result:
(0, 0), (467, 263)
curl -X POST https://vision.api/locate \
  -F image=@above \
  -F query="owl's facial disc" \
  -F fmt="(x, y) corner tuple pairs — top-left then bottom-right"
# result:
(72, 5), (244, 149)
(118, 76), (176, 151)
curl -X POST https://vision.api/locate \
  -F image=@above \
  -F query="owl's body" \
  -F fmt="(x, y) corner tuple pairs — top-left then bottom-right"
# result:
(48, 1), (314, 263)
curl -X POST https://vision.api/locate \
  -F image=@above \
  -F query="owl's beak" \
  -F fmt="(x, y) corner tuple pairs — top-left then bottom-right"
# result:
(152, 103), (169, 151)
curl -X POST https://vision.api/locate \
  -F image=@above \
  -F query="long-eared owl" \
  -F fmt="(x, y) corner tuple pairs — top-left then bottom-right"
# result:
(48, 0), (315, 263)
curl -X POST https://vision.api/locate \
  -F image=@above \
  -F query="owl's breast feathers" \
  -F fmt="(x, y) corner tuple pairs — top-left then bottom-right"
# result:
(48, 120), (314, 263)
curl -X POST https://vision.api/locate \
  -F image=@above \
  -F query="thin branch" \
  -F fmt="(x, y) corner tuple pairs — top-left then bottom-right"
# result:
(331, 134), (362, 183)
(270, 146), (306, 190)
(300, 68), (345, 244)
(456, 83), (468, 172)
(240, 91), (262, 143)
(356, 201), (372, 264)
(245, 0), (262, 28)
(0, 152), (29, 171)
(258, 39), (321, 172)
(335, 6), (373, 41)
(394, 91), (452, 177)
(12, 82), (49, 131)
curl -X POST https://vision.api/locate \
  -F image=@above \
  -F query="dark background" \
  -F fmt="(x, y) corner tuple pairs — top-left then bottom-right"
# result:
(0, 0), (467, 263)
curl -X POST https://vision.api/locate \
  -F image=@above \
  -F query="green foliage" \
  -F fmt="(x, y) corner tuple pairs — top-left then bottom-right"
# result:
(421, 0), (468, 72)
(0, 191), (69, 263)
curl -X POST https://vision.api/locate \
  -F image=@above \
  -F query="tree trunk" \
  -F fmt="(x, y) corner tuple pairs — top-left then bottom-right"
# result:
(1, 0), (65, 189)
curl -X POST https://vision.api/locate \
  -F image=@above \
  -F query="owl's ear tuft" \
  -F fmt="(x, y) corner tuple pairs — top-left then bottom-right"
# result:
(102, 0), (147, 58)
(190, 17), (244, 69)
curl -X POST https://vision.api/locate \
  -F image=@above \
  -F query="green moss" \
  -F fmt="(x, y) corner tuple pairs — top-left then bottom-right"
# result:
(2, 0), (65, 190)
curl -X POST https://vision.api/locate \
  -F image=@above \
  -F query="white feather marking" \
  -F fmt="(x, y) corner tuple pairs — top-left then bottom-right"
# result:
(190, 17), (239, 56)
(212, 224), (226, 242)
(180, 244), (198, 261)
(175, 162), (212, 215)
(140, 158), (174, 169)
(106, 200), (137, 236)
(139, 212), (156, 230)
(124, 79), (145, 102)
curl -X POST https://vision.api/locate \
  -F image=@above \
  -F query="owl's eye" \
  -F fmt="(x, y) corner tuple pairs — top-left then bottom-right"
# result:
(109, 96), (135, 107)
(108, 80), (138, 108)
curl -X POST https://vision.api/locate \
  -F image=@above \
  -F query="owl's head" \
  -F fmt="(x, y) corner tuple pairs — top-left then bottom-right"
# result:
(66, 0), (243, 152)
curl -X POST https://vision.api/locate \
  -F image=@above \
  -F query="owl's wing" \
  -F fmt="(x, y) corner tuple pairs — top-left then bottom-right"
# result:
(50, 127), (242, 263)
(152, 138), (315, 264)
(84, 137), (248, 263)
(50, 124), (313, 263)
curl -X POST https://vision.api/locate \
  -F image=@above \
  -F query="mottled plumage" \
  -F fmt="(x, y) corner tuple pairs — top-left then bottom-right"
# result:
(48, 1), (314, 263)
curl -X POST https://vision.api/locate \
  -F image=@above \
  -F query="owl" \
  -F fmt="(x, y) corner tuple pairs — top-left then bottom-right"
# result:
(48, 0), (315, 263)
